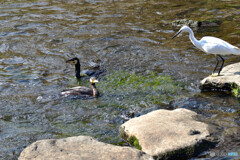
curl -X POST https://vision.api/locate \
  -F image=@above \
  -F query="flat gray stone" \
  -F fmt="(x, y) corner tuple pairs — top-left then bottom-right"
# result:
(200, 62), (240, 93)
(119, 108), (211, 159)
(18, 136), (153, 160)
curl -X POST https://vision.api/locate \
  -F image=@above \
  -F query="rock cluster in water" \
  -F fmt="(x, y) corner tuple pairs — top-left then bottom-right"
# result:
(19, 108), (215, 160)
(200, 62), (240, 96)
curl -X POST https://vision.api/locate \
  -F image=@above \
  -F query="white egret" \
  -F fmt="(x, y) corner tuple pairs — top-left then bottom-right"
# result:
(172, 25), (240, 76)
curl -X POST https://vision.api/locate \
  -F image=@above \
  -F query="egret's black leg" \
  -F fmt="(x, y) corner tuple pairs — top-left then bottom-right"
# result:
(212, 55), (219, 75)
(218, 55), (224, 76)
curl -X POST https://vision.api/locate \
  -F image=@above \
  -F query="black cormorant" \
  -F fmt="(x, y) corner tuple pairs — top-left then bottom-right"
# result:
(66, 57), (81, 79)
(66, 57), (103, 79)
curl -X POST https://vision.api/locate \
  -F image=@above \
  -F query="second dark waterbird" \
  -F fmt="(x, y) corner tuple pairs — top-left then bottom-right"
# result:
(60, 77), (100, 98)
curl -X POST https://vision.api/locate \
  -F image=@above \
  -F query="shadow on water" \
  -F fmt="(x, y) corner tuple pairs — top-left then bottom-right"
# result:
(0, 0), (240, 159)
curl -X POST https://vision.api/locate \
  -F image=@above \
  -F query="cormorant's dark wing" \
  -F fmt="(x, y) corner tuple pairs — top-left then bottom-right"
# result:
(60, 86), (93, 96)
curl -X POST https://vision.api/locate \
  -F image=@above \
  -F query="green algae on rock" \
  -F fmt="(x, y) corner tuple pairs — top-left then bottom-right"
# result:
(99, 71), (184, 105)
(129, 136), (142, 150)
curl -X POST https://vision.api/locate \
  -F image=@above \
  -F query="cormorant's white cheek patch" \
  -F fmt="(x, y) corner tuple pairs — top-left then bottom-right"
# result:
(90, 78), (98, 83)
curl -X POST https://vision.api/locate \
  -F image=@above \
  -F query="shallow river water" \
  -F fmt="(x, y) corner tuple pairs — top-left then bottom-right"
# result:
(0, 0), (240, 159)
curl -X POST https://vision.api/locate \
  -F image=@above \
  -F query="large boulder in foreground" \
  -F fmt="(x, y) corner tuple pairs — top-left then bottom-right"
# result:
(200, 62), (240, 96)
(119, 108), (213, 159)
(18, 136), (153, 160)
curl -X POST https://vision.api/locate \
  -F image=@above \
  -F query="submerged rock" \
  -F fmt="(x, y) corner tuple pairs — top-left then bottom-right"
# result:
(119, 108), (214, 159)
(171, 19), (200, 28)
(200, 62), (240, 96)
(171, 19), (221, 28)
(18, 136), (153, 160)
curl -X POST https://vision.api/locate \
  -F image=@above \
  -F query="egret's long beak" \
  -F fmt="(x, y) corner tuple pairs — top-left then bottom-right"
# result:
(171, 30), (182, 39)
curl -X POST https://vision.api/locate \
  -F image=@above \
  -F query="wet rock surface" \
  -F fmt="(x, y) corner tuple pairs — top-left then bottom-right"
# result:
(1, 1), (240, 159)
(18, 136), (153, 160)
(119, 108), (214, 159)
(200, 62), (240, 95)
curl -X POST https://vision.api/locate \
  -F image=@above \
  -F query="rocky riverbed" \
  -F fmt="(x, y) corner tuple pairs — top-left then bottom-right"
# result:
(19, 108), (217, 160)
(1, 1), (240, 159)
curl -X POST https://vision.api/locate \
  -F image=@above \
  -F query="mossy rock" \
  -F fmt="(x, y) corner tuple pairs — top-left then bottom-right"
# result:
(119, 127), (142, 150)
(128, 136), (142, 150)
(231, 83), (239, 97)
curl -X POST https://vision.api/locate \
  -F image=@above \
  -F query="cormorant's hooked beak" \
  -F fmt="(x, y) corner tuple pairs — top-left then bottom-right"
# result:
(171, 30), (182, 39)
(66, 57), (79, 65)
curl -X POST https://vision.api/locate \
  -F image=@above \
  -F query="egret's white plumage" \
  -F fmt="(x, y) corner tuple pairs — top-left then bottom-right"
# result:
(172, 25), (240, 75)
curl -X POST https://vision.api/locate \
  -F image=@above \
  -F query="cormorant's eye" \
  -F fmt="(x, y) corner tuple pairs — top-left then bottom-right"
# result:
(70, 60), (75, 65)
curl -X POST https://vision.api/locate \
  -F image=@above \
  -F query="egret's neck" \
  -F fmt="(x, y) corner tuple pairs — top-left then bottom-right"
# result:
(188, 29), (201, 49)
